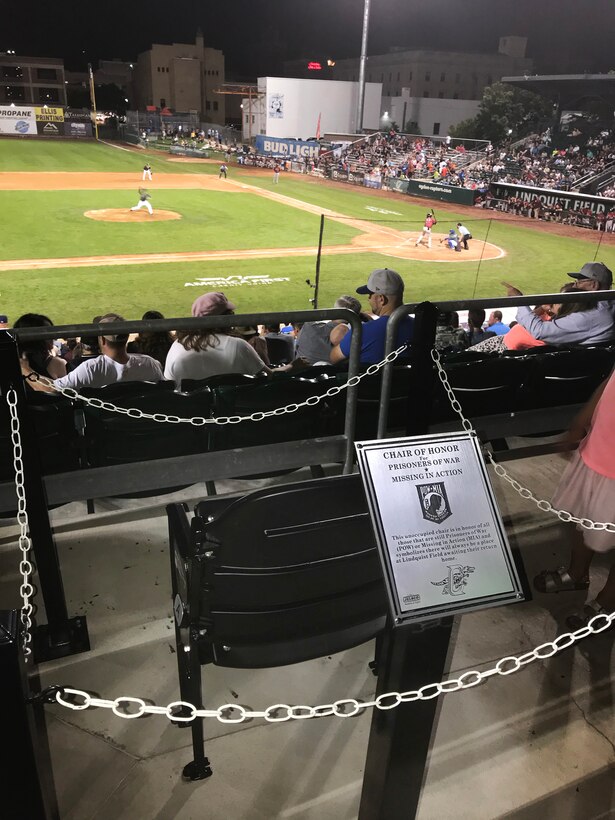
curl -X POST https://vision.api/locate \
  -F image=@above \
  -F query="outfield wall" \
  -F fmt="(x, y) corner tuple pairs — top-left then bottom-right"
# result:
(0, 106), (93, 138)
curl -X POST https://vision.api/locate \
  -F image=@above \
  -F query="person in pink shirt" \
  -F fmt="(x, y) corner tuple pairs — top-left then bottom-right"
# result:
(534, 367), (615, 628)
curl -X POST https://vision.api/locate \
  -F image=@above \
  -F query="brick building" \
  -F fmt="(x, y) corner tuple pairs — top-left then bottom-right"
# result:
(132, 31), (224, 124)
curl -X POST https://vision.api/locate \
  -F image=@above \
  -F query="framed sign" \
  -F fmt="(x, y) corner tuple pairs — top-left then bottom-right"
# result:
(356, 432), (524, 625)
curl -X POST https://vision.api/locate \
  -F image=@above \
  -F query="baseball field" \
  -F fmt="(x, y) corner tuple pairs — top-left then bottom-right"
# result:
(1, 138), (614, 324)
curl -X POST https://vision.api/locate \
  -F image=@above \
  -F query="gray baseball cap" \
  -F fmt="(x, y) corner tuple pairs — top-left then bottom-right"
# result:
(356, 268), (405, 296)
(568, 262), (612, 289)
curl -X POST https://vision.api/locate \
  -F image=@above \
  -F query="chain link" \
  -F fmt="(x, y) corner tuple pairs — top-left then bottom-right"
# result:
(431, 348), (615, 533)
(6, 389), (34, 660)
(51, 609), (615, 724)
(32, 344), (409, 426)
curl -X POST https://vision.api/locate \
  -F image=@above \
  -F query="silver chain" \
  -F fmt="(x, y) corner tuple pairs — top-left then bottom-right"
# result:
(52, 609), (615, 723)
(7, 389), (34, 660)
(33, 344), (409, 426)
(431, 348), (615, 533)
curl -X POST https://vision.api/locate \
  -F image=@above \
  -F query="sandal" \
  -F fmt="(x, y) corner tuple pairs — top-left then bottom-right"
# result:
(533, 567), (589, 594)
(565, 600), (612, 632)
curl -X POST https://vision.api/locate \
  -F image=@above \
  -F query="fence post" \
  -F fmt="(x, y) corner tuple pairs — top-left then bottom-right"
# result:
(0, 330), (90, 662)
(405, 301), (439, 435)
(0, 610), (60, 820)
(313, 214), (325, 309)
(360, 300), (453, 819)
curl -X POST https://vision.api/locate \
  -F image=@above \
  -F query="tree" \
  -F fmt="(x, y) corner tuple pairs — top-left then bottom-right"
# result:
(448, 82), (554, 144)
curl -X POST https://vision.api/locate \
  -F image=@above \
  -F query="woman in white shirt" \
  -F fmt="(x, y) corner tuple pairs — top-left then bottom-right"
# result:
(164, 292), (305, 385)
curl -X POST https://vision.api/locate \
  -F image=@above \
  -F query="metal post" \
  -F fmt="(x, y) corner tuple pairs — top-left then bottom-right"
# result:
(359, 617), (454, 820)
(405, 302), (439, 435)
(0, 610), (60, 820)
(0, 331), (90, 662)
(361, 299), (452, 818)
(313, 214), (325, 310)
(356, 0), (371, 134)
(88, 63), (99, 140)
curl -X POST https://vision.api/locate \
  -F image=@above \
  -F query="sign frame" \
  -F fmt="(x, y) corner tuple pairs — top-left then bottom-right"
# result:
(356, 431), (525, 626)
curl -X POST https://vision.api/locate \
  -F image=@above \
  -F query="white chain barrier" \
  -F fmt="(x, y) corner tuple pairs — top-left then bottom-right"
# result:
(431, 348), (615, 534)
(7, 389), (35, 660)
(48, 608), (615, 722)
(30, 344), (409, 426)
(7, 342), (615, 716)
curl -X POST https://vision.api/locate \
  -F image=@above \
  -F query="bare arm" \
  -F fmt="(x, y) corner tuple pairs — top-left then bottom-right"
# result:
(562, 375), (609, 447)
(330, 343), (347, 364)
(329, 323), (349, 347)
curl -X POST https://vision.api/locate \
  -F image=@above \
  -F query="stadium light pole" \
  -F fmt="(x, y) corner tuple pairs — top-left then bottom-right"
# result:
(356, 0), (372, 134)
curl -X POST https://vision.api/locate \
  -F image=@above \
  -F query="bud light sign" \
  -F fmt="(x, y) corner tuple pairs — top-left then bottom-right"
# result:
(255, 135), (320, 159)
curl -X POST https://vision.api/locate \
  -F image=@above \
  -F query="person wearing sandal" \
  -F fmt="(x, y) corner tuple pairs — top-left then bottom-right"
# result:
(534, 367), (615, 630)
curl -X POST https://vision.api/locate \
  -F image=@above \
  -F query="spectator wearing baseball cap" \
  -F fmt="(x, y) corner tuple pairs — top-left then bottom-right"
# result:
(54, 313), (164, 390)
(164, 292), (307, 384)
(503, 263), (615, 346)
(567, 261), (613, 291)
(330, 269), (413, 365)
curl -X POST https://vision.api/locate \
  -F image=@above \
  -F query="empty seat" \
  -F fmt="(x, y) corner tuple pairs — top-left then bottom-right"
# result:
(517, 348), (613, 409)
(167, 473), (387, 777)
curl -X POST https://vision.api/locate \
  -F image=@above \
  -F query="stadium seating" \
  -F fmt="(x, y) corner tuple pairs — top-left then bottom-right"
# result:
(166, 472), (387, 778)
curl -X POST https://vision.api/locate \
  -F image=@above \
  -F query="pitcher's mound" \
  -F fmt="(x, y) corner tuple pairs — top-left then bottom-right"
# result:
(84, 209), (182, 223)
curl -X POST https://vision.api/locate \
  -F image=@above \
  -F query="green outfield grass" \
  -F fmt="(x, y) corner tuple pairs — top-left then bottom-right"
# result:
(1, 138), (613, 323)
(0, 137), (217, 174)
(0, 190), (357, 260)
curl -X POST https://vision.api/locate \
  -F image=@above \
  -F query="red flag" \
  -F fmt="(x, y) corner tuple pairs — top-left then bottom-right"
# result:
(315, 112), (321, 140)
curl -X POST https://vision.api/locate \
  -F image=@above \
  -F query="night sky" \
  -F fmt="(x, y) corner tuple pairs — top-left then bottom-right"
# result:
(5, 0), (615, 78)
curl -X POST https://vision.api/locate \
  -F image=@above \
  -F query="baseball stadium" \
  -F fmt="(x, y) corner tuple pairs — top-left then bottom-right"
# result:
(1, 139), (614, 321)
(2, 7), (615, 820)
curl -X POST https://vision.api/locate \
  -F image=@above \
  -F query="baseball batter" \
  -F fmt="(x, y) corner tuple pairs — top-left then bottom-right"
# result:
(142, 163), (153, 181)
(415, 211), (437, 248)
(130, 188), (153, 215)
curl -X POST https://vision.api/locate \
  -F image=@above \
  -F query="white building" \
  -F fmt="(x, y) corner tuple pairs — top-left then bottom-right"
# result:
(380, 89), (480, 137)
(242, 76), (382, 142)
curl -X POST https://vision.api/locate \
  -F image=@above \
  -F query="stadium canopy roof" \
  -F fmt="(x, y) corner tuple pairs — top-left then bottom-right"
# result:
(502, 74), (615, 109)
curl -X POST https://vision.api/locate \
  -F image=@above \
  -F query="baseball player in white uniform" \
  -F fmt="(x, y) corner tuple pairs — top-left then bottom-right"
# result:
(142, 163), (153, 181)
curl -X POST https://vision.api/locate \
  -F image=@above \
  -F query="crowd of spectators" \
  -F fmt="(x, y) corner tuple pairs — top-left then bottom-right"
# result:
(10, 262), (614, 397)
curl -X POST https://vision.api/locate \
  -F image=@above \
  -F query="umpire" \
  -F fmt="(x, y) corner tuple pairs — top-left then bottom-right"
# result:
(456, 222), (472, 250)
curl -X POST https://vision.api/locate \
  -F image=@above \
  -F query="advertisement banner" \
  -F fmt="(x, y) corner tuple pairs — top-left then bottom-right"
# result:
(330, 169), (349, 182)
(406, 179), (477, 205)
(489, 181), (614, 216)
(255, 135), (320, 159)
(387, 179), (410, 194)
(364, 171), (382, 190)
(63, 120), (93, 138)
(347, 171), (365, 186)
(65, 109), (91, 122)
(34, 106), (64, 122)
(0, 106), (37, 136)
(39, 121), (63, 137)
(356, 432), (524, 625)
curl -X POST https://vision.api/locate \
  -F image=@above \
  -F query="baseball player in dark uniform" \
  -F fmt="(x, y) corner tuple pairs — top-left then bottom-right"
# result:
(130, 188), (153, 215)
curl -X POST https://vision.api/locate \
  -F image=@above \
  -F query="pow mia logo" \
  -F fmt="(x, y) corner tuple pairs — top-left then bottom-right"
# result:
(431, 565), (475, 596)
(416, 482), (451, 524)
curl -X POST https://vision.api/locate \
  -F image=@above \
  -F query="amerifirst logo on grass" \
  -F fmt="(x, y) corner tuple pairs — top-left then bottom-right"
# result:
(185, 275), (290, 288)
